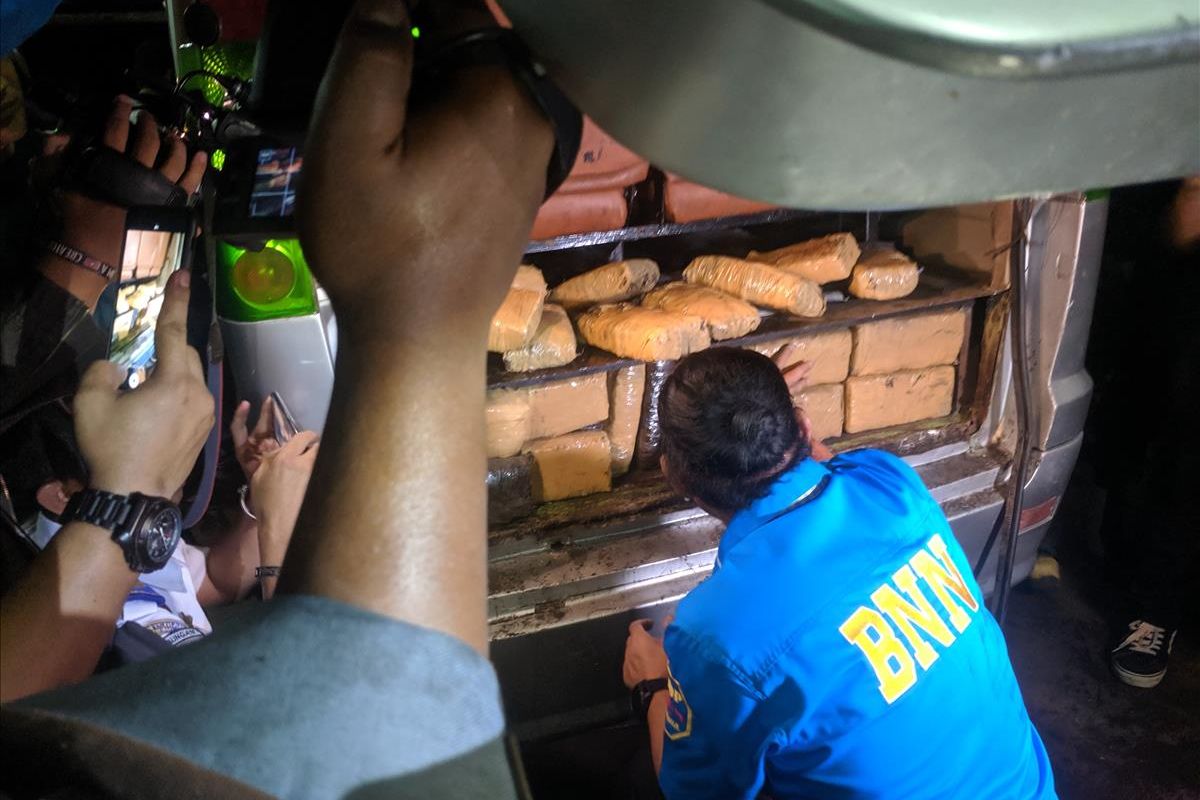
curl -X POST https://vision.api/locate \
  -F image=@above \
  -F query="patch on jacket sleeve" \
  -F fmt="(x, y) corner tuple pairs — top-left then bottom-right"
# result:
(664, 665), (693, 741)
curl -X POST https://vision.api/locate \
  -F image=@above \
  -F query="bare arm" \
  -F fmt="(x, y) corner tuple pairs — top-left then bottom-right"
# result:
(278, 0), (553, 654)
(197, 513), (261, 606)
(0, 272), (213, 701)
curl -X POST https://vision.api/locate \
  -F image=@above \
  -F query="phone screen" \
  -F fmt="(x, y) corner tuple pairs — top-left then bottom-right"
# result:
(249, 146), (303, 218)
(109, 224), (189, 389)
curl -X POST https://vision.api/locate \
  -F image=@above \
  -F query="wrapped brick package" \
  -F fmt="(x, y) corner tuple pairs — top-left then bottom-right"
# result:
(486, 389), (531, 458)
(487, 454), (534, 525)
(489, 265), (547, 352)
(633, 360), (674, 471)
(525, 430), (613, 502)
(848, 249), (920, 301)
(549, 258), (660, 310)
(748, 232), (861, 284)
(641, 282), (761, 341)
(684, 255), (825, 318)
(606, 364), (646, 476)
(794, 383), (845, 441)
(844, 366), (955, 433)
(748, 329), (852, 385)
(576, 303), (711, 361)
(851, 310), (965, 376)
(502, 304), (578, 372)
(527, 372), (609, 439)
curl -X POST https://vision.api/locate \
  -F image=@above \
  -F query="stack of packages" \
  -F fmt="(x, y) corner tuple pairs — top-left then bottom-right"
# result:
(749, 308), (965, 440)
(487, 231), (933, 524)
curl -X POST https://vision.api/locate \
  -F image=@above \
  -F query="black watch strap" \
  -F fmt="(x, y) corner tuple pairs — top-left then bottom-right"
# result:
(630, 677), (670, 721)
(64, 489), (140, 532)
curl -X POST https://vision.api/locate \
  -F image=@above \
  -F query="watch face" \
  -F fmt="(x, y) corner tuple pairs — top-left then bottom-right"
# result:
(140, 504), (182, 567)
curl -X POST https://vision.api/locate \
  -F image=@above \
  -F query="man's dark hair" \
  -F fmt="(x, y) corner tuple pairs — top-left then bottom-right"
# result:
(659, 348), (810, 513)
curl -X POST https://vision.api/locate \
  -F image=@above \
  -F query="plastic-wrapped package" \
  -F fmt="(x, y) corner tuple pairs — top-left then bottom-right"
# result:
(549, 258), (660, 310)
(502, 304), (578, 372)
(576, 303), (711, 361)
(524, 430), (613, 502)
(641, 282), (761, 341)
(528, 373), (609, 439)
(486, 389), (531, 458)
(748, 232), (861, 284)
(633, 360), (674, 471)
(793, 383), (845, 440)
(848, 249), (920, 300)
(606, 364), (646, 476)
(851, 309), (965, 375)
(489, 265), (547, 352)
(487, 454), (535, 524)
(845, 366), (955, 433)
(747, 329), (852, 385)
(684, 255), (825, 318)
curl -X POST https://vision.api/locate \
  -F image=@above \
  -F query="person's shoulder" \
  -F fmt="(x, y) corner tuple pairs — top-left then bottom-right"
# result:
(830, 448), (928, 496)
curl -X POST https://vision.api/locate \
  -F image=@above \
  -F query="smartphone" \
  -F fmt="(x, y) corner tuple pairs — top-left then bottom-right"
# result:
(269, 391), (300, 444)
(107, 206), (196, 389)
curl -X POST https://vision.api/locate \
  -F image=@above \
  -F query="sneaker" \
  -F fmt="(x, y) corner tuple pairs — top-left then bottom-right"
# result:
(1110, 620), (1176, 688)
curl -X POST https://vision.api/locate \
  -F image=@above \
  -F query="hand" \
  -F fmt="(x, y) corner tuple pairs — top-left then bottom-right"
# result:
(623, 618), (671, 689)
(73, 270), (214, 498)
(250, 431), (319, 539)
(231, 396), (281, 479)
(772, 342), (814, 393)
(61, 96), (207, 271)
(297, 0), (554, 340)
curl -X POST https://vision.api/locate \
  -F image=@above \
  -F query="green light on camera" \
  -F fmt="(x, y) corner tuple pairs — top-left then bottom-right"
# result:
(411, 26), (421, 39)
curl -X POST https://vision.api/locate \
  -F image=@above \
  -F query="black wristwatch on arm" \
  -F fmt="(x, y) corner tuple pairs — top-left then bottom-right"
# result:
(62, 489), (182, 573)
(631, 677), (670, 722)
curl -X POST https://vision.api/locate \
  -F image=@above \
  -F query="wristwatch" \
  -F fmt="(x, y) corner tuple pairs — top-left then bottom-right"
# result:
(630, 677), (670, 722)
(62, 489), (182, 573)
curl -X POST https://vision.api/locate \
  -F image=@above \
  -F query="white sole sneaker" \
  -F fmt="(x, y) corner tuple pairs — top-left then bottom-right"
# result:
(1112, 662), (1167, 689)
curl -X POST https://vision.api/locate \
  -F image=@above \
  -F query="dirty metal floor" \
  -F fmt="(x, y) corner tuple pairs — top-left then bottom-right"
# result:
(518, 468), (1200, 799)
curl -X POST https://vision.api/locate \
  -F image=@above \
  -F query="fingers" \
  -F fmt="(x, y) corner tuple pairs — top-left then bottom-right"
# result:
(102, 95), (134, 152)
(781, 361), (814, 391)
(252, 395), (275, 440)
(312, 0), (415, 159)
(282, 430), (321, 456)
(178, 150), (207, 195)
(130, 111), (159, 167)
(158, 134), (187, 183)
(77, 359), (128, 397)
(773, 342), (804, 369)
(629, 618), (654, 636)
(231, 401), (251, 448)
(150, 270), (202, 381)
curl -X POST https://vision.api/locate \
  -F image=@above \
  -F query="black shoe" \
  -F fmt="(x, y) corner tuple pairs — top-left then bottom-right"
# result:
(1110, 620), (1176, 689)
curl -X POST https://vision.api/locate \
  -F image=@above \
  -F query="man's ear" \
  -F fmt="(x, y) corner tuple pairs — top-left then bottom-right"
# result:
(796, 407), (835, 462)
(795, 407), (814, 443)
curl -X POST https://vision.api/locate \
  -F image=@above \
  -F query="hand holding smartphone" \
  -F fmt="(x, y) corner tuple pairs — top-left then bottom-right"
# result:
(106, 207), (196, 389)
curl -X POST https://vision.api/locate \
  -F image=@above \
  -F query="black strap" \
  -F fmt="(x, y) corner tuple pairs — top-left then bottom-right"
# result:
(68, 146), (189, 208)
(759, 474), (832, 528)
(415, 28), (582, 198)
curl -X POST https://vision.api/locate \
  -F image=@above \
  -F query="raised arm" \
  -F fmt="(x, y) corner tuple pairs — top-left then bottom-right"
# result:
(278, 0), (554, 653)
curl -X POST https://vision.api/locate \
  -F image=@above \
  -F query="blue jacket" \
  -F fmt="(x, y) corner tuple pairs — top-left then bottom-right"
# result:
(660, 450), (1055, 799)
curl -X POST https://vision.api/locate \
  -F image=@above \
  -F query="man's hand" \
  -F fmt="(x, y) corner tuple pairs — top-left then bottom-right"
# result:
(772, 343), (834, 461)
(231, 396), (281, 479)
(251, 431), (319, 540)
(297, 0), (554, 339)
(73, 270), (214, 498)
(623, 618), (671, 689)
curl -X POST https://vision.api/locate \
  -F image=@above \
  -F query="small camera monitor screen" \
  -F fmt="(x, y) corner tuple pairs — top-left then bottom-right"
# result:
(110, 226), (187, 389)
(250, 146), (303, 218)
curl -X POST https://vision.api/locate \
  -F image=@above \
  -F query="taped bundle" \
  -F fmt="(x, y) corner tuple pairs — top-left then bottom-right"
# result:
(848, 248), (920, 300)
(487, 454), (534, 524)
(489, 265), (547, 352)
(549, 258), (660, 310)
(576, 303), (711, 361)
(748, 232), (860, 284)
(684, 255), (825, 318)
(502, 304), (578, 372)
(641, 282), (761, 341)
(606, 364), (646, 477)
(524, 430), (613, 502)
(633, 360), (674, 471)
(486, 389), (531, 458)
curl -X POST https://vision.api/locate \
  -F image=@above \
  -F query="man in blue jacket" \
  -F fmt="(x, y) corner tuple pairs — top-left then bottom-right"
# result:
(622, 346), (1055, 799)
